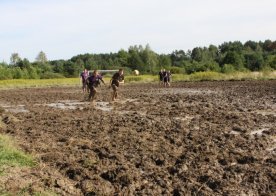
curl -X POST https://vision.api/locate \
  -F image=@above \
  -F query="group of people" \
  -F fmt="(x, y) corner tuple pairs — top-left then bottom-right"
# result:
(80, 68), (172, 102)
(159, 69), (172, 87)
(80, 69), (124, 102)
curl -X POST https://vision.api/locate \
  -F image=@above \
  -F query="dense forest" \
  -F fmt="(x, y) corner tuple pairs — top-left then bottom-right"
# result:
(0, 40), (276, 79)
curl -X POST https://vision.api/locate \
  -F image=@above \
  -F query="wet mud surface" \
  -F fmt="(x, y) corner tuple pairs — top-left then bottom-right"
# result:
(0, 81), (275, 195)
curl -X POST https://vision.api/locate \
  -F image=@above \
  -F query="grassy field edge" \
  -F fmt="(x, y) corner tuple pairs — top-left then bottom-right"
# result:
(0, 71), (275, 89)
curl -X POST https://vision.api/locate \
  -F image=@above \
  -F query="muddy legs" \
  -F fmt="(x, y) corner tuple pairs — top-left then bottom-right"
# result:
(88, 87), (97, 101)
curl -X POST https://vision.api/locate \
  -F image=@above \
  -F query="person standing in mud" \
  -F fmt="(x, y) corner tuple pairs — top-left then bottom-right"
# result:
(162, 69), (170, 87)
(87, 70), (105, 101)
(110, 68), (124, 101)
(159, 69), (164, 86)
(167, 70), (172, 86)
(80, 69), (89, 93)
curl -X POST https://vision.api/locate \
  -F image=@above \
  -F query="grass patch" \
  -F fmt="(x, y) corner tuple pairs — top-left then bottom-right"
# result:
(0, 134), (35, 173)
(0, 78), (80, 89)
(189, 72), (225, 81)
(0, 71), (275, 89)
(125, 75), (158, 83)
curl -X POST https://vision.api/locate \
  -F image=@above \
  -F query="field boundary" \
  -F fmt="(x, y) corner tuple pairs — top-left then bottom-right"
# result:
(0, 71), (275, 89)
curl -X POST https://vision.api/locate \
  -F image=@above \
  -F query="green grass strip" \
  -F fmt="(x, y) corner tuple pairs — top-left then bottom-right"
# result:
(0, 134), (35, 171)
(0, 71), (275, 89)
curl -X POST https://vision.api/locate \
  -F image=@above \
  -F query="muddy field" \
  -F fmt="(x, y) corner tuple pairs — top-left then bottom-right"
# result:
(0, 81), (275, 195)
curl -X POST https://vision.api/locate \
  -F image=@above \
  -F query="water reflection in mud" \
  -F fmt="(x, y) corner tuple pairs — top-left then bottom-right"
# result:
(95, 102), (113, 112)
(0, 103), (29, 113)
(37, 100), (114, 112)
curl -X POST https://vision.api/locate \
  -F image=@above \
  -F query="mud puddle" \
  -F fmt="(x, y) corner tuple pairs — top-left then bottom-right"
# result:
(254, 110), (276, 117)
(35, 100), (90, 110)
(95, 102), (113, 112)
(0, 103), (29, 113)
(250, 128), (268, 136)
(153, 88), (216, 95)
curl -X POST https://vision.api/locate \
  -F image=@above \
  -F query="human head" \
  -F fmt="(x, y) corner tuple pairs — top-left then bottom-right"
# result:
(119, 68), (123, 75)
(93, 70), (98, 76)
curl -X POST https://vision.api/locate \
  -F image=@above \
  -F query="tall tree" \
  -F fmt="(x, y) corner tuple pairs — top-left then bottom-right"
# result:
(222, 51), (245, 70)
(36, 51), (48, 64)
(10, 53), (21, 66)
(244, 53), (264, 71)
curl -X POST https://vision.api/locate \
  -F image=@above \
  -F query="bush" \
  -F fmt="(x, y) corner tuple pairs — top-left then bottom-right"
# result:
(40, 72), (65, 79)
(190, 71), (223, 81)
(0, 67), (13, 80)
(166, 66), (185, 74)
(125, 76), (143, 82)
(185, 61), (220, 74)
(221, 64), (236, 73)
(11, 67), (29, 79)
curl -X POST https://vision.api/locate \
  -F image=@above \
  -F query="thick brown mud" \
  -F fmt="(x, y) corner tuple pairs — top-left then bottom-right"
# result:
(0, 80), (275, 195)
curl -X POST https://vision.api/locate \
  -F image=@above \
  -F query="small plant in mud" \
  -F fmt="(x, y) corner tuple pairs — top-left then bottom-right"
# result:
(83, 158), (99, 168)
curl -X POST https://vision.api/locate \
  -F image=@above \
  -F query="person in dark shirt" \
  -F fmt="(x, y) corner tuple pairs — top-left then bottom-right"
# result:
(167, 70), (172, 86)
(162, 69), (168, 86)
(110, 69), (124, 101)
(159, 69), (164, 85)
(87, 70), (105, 101)
(163, 70), (171, 87)
(80, 69), (89, 93)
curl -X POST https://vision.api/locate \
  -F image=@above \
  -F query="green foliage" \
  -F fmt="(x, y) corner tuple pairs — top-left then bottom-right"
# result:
(185, 61), (220, 74)
(190, 71), (224, 81)
(167, 66), (185, 74)
(125, 75), (158, 83)
(125, 76), (144, 82)
(265, 55), (276, 69)
(219, 41), (243, 53)
(222, 51), (245, 70)
(1, 40), (276, 80)
(170, 50), (189, 67)
(36, 51), (48, 64)
(158, 54), (172, 68)
(244, 52), (264, 71)
(0, 66), (13, 80)
(0, 134), (36, 171)
(0, 78), (79, 89)
(40, 72), (65, 79)
(221, 64), (235, 73)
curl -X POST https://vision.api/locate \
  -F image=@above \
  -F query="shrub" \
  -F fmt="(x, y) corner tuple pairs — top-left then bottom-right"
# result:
(221, 64), (236, 73)
(0, 67), (13, 80)
(166, 66), (185, 74)
(40, 72), (65, 79)
(190, 71), (223, 81)
(125, 76), (143, 82)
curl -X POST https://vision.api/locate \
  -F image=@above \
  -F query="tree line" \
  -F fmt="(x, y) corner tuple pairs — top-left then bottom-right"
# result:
(0, 40), (275, 80)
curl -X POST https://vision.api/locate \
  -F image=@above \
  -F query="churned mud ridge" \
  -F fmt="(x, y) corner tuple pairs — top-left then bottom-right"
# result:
(0, 80), (275, 195)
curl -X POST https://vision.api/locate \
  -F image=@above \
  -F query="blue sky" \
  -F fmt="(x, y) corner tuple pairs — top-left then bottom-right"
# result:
(1, 0), (276, 62)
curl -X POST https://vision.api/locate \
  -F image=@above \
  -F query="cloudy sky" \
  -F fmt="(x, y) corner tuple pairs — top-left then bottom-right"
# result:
(0, 0), (275, 62)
